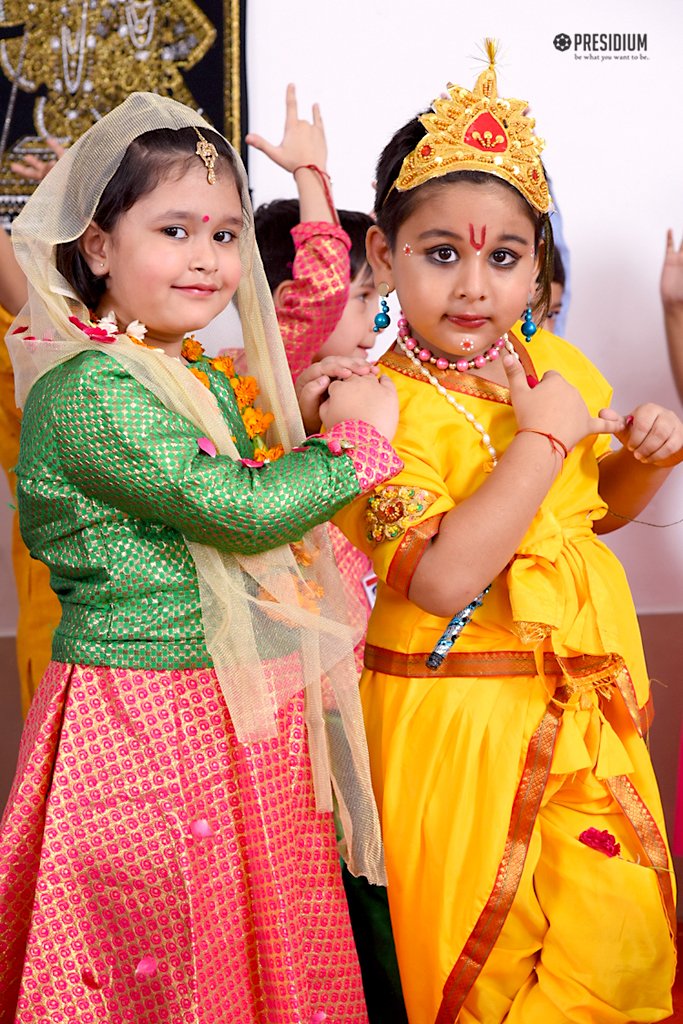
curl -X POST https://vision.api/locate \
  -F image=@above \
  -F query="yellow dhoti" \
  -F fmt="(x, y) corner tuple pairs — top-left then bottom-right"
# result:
(334, 330), (677, 1023)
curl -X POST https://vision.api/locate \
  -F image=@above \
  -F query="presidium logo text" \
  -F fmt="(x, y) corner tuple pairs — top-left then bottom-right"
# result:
(553, 32), (649, 60)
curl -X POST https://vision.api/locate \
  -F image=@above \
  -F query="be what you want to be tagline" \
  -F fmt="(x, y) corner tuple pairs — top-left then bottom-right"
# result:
(553, 33), (649, 62)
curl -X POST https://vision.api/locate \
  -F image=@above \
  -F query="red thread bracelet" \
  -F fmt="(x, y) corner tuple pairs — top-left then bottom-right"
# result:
(515, 428), (569, 460)
(293, 163), (339, 224)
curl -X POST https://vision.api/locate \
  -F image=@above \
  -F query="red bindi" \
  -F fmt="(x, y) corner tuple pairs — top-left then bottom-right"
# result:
(202, 215), (210, 223)
(468, 224), (486, 251)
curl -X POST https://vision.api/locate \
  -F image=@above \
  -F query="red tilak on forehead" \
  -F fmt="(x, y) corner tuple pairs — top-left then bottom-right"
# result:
(202, 215), (210, 223)
(469, 224), (486, 251)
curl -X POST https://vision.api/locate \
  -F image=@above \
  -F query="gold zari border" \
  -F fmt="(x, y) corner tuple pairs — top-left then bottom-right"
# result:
(386, 513), (444, 597)
(380, 347), (513, 405)
(435, 697), (565, 1022)
(364, 646), (611, 679)
(607, 775), (677, 937)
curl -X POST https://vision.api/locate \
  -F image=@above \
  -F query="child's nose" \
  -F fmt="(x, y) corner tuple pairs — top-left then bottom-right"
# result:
(190, 238), (218, 273)
(455, 257), (486, 300)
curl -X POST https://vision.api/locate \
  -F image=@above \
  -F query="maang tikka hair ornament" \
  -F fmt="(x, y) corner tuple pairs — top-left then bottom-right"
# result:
(193, 126), (218, 185)
(388, 39), (551, 214)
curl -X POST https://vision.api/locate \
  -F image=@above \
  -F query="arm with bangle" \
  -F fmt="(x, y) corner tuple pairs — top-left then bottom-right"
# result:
(246, 83), (351, 380)
(408, 355), (617, 617)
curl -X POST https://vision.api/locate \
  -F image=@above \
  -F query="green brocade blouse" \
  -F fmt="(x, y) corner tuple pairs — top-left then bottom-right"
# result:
(15, 350), (387, 671)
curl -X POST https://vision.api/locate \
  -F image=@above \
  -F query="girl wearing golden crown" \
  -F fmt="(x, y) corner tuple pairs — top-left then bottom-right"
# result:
(333, 42), (681, 1023)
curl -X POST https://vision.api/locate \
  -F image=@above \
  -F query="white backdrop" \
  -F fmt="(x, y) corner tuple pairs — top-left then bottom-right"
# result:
(246, 0), (683, 612)
(0, 0), (681, 634)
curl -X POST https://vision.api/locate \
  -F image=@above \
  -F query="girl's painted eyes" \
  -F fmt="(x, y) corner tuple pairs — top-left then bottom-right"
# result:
(428, 246), (458, 264)
(162, 226), (236, 242)
(490, 249), (518, 267)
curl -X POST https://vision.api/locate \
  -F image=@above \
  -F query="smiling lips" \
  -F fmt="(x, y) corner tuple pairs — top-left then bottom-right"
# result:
(174, 284), (218, 295)
(449, 314), (488, 329)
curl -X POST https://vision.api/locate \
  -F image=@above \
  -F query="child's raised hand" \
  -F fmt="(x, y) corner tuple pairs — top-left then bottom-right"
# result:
(606, 403), (683, 467)
(296, 356), (379, 434)
(320, 374), (399, 442)
(502, 354), (622, 449)
(661, 230), (683, 311)
(245, 83), (327, 175)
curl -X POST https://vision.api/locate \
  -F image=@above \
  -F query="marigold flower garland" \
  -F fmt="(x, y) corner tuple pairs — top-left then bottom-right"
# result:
(180, 334), (285, 464)
(66, 313), (284, 464)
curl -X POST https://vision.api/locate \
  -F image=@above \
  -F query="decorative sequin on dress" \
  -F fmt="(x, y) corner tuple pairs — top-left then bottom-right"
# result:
(0, 349), (402, 1024)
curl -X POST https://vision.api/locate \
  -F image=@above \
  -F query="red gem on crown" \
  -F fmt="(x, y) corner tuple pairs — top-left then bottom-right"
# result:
(464, 112), (508, 153)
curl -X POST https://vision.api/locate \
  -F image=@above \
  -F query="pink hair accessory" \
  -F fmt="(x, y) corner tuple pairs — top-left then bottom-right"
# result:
(197, 437), (217, 458)
(135, 955), (158, 980)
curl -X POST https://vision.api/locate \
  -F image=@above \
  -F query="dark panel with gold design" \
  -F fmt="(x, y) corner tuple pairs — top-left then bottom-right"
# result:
(0, 0), (247, 224)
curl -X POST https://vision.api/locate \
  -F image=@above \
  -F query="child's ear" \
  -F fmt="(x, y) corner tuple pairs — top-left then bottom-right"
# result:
(80, 222), (110, 276)
(273, 279), (295, 308)
(366, 225), (394, 291)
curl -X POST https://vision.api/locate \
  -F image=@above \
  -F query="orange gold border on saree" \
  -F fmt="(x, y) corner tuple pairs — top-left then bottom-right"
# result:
(386, 514), (445, 597)
(380, 348), (513, 405)
(363, 646), (611, 679)
(435, 697), (565, 1023)
(607, 774), (677, 937)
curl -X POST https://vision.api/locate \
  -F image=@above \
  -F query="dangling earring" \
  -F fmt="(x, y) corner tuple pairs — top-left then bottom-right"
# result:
(520, 300), (537, 342)
(373, 283), (391, 334)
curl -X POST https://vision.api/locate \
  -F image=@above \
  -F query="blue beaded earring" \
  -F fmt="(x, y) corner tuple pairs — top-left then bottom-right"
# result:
(373, 283), (391, 333)
(520, 301), (537, 342)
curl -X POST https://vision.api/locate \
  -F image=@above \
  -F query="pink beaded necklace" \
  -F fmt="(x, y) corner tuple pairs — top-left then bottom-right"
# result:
(397, 317), (515, 371)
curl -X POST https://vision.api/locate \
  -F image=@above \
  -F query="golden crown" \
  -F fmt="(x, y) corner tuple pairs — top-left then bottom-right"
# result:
(394, 41), (550, 213)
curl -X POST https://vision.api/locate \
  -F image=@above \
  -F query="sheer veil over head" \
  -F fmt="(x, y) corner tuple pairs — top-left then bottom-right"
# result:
(8, 92), (384, 883)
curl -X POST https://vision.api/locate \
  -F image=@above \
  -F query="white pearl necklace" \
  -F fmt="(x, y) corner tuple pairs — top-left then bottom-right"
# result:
(396, 334), (519, 469)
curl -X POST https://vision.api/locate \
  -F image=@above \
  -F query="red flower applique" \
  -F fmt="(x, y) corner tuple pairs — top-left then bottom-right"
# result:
(578, 827), (621, 858)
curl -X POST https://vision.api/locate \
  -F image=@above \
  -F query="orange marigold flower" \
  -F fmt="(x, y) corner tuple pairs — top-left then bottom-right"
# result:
(242, 406), (274, 439)
(189, 367), (210, 389)
(230, 375), (260, 411)
(212, 354), (235, 378)
(252, 444), (285, 463)
(181, 336), (204, 362)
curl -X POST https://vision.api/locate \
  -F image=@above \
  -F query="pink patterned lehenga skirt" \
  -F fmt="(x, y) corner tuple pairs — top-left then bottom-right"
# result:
(0, 661), (368, 1024)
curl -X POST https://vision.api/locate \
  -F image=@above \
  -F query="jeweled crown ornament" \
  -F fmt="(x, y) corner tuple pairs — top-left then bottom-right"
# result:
(393, 40), (550, 213)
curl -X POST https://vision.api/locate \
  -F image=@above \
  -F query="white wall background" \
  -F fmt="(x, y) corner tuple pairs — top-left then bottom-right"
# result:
(246, 0), (683, 612)
(1, 0), (681, 634)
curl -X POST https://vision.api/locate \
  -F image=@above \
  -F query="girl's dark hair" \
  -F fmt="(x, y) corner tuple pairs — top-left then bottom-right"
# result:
(254, 198), (373, 293)
(57, 126), (239, 310)
(373, 114), (555, 321)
